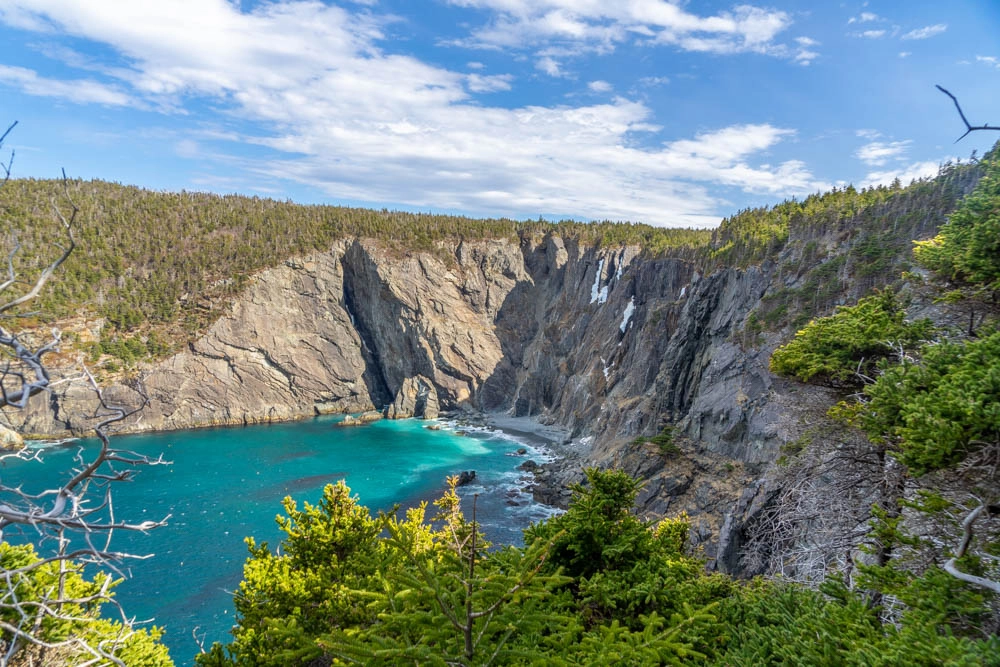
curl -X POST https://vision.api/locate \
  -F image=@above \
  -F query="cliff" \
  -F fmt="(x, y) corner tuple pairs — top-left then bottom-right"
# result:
(3, 163), (982, 574)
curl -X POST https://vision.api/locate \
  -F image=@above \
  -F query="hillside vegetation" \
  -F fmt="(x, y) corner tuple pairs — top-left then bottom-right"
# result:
(199, 148), (998, 666)
(0, 154), (983, 371)
(0, 179), (708, 363)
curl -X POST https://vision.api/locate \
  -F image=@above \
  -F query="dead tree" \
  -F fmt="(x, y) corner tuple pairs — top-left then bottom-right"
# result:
(0, 123), (168, 666)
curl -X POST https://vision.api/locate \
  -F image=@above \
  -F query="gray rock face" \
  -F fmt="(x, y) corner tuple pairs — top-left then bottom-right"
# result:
(387, 376), (439, 420)
(2, 229), (931, 574)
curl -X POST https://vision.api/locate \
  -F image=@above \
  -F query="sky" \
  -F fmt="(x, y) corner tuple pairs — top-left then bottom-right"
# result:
(0, 1), (998, 228)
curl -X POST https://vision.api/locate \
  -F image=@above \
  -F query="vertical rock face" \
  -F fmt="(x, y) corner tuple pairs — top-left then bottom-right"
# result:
(7, 222), (946, 574)
(386, 376), (439, 420)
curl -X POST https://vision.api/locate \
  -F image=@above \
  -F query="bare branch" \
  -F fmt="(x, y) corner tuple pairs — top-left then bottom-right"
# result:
(0, 173), (77, 315)
(936, 85), (1000, 142)
(942, 503), (1000, 594)
(0, 121), (16, 186)
(0, 123), (167, 665)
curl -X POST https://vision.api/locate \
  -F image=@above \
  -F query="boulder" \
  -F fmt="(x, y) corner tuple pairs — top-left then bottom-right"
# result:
(0, 424), (23, 450)
(336, 411), (382, 427)
(386, 375), (439, 420)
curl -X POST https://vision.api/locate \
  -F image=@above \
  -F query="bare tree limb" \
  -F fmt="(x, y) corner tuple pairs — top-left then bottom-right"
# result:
(0, 124), (168, 666)
(942, 503), (1000, 594)
(936, 85), (1000, 142)
(0, 122), (16, 186)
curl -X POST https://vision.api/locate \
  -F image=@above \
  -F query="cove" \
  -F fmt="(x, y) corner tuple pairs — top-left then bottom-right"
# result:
(4, 415), (554, 665)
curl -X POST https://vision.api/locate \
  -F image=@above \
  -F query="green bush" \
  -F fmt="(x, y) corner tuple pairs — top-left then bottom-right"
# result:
(0, 543), (172, 666)
(853, 330), (1000, 475)
(915, 149), (1000, 289)
(770, 290), (935, 387)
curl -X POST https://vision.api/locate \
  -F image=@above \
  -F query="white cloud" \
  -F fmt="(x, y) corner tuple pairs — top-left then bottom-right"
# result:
(0, 0), (829, 227)
(639, 76), (670, 87)
(899, 51), (911, 58)
(466, 72), (514, 92)
(901, 24), (946, 40)
(848, 12), (880, 24)
(446, 1), (802, 62)
(794, 49), (818, 65)
(855, 140), (911, 167)
(860, 30), (886, 39)
(588, 79), (612, 93)
(535, 55), (565, 77)
(856, 129), (881, 140)
(976, 55), (1000, 69)
(861, 160), (941, 188)
(0, 64), (132, 106)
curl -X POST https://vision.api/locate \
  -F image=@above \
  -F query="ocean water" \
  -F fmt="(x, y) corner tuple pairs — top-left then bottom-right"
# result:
(1, 416), (556, 665)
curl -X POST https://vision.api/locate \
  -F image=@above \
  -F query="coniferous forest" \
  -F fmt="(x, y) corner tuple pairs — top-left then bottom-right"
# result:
(1, 144), (998, 664)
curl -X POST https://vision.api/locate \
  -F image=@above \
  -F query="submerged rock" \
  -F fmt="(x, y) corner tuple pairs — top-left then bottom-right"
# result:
(455, 470), (477, 486)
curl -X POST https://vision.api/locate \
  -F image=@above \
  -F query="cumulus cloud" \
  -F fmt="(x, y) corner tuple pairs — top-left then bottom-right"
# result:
(588, 79), (612, 93)
(535, 55), (565, 77)
(855, 140), (911, 167)
(859, 30), (886, 39)
(0, 0), (828, 227)
(901, 24), (946, 40)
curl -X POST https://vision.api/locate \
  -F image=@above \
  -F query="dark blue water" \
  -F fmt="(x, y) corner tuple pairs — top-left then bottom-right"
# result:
(1, 416), (555, 665)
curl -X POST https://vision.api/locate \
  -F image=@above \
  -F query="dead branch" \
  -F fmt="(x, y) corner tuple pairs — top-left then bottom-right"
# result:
(937, 85), (1000, 142)
(943, 503), (1000, 594)
(0, 122), (15, 186)
(0, 124), (168, 665)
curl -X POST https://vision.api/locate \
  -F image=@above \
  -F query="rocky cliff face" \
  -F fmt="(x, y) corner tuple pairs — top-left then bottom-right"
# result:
(3, 187), (968, 573)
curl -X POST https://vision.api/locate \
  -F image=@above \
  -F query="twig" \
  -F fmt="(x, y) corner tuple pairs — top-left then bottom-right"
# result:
(936, 85), (1000, 142)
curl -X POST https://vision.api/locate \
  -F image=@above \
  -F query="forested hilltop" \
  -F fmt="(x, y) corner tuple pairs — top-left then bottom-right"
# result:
(1, 156), (980, 371)
(1, 179), (707, 345)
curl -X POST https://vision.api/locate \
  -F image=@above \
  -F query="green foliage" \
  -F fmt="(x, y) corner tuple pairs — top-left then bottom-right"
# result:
(851, 331), (1000, 475)
(199, 471), (1000, 666)
(199, 481), (384, 666)
(915, 149), (1000, 290)
(711, 161), (978, 270)
(202, 472), (734, 665)
(0, 178), (710, 356)
(0, 542), (172, 666)
(523, 468), (733, 658)
(770, 290), (934, 387)
(633, 427), (679, 456)
(716, 577), (1000, 666)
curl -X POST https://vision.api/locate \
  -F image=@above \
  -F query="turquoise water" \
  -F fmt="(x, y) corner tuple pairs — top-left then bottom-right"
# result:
(2, 416), (554, 664)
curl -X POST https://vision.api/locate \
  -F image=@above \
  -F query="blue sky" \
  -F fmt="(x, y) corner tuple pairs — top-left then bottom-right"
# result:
(0, 1), (998, 227)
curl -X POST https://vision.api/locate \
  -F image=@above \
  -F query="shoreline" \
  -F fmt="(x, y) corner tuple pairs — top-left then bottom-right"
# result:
(448, 411), (587, 510)
(22, 408), (589, 511)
